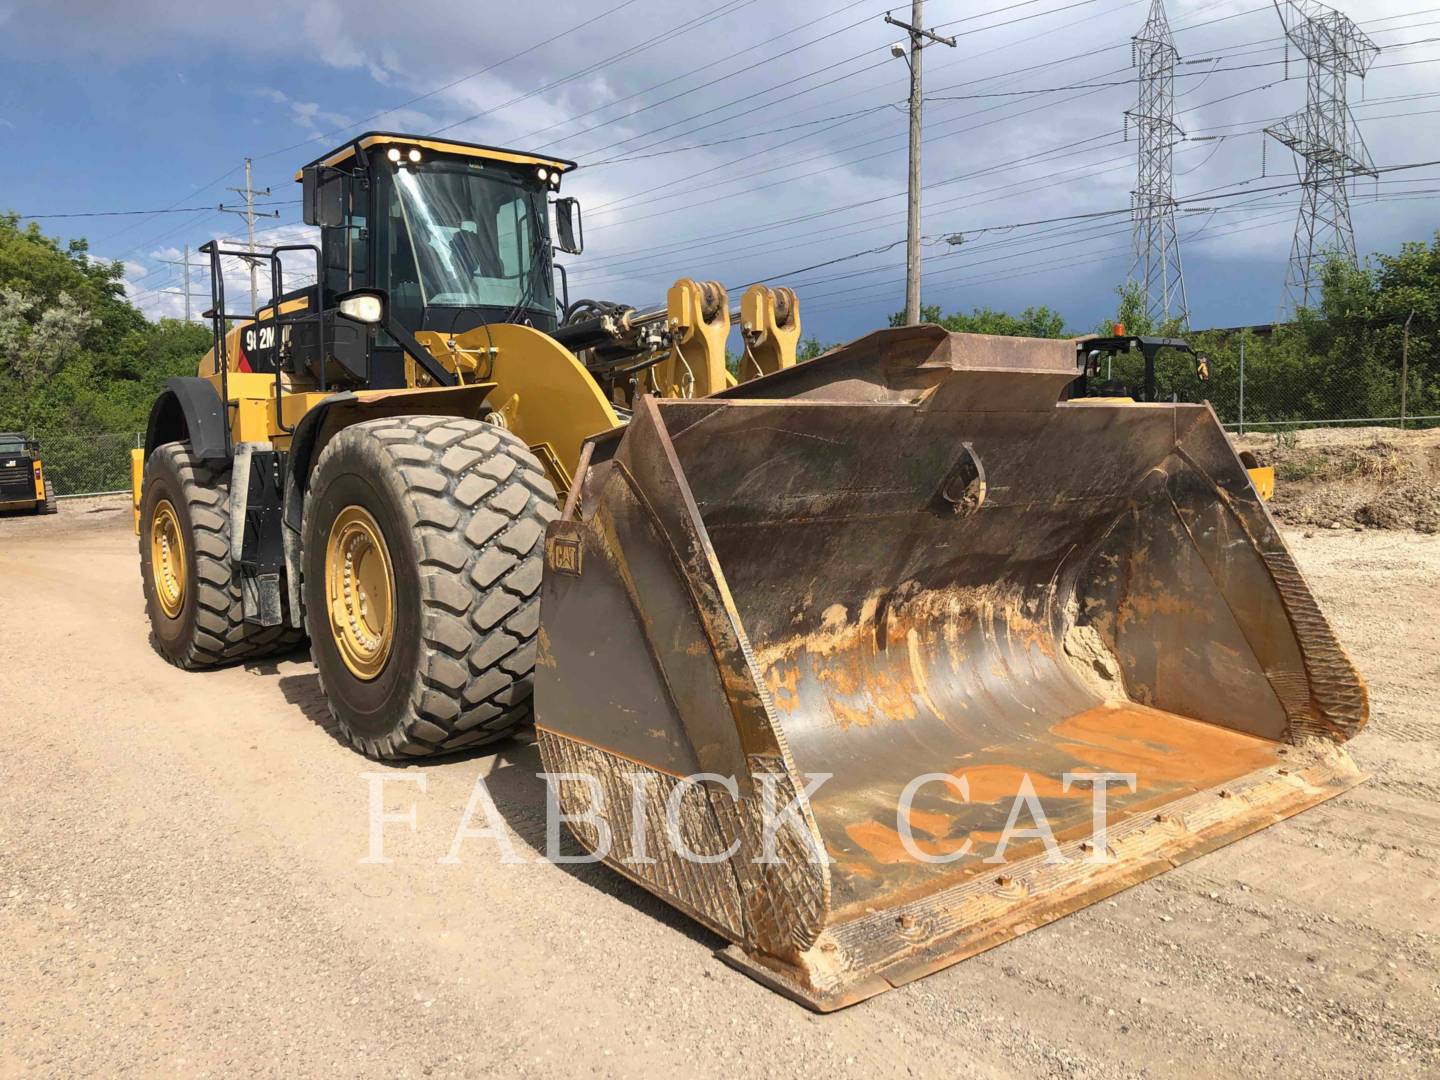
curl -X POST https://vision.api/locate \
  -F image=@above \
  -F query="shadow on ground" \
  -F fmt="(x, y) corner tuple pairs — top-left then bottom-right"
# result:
(274, 667), (723, 951)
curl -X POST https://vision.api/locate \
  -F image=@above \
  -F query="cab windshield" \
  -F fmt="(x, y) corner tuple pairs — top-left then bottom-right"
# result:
(0, 435), (30, 456)
(389, 163), (552, 314)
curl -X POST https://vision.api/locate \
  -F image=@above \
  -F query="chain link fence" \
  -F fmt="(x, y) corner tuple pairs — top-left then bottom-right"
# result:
(1079, 326), (1440, 434)
(29, 431), (142, 498)
(1209, 339), (1440, 435)
(28, 338), (1440, 499)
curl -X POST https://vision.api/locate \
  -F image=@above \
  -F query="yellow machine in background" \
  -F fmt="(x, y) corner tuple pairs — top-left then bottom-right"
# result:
(131, 131), (1361, 1010)
(0, 433), (56, 514)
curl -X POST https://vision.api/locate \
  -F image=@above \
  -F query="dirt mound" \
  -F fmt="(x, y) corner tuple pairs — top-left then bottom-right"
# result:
(1232, 427), (1440, 534)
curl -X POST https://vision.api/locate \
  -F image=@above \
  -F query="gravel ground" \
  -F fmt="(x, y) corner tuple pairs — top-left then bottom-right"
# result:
(1, 496), (1436, 1079)
(1234, 426), (1440, 534)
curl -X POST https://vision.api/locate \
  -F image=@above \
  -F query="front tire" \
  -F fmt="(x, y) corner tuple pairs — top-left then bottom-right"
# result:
(139, 442), (304, 668)
(301, 416), (558, 759)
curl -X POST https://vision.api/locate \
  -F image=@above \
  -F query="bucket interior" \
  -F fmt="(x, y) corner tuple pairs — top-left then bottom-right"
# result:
(666, 397), (1305, 916)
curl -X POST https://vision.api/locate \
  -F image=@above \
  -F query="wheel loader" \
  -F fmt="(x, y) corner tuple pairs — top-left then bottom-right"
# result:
(131, 131), (1366, 1010)
(0, 433), (56, 514)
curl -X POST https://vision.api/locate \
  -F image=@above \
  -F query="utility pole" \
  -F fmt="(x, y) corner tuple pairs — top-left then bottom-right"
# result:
(220, 158), (279, 313)
(885, 3), (956, 326)
(1400, 309), (1414, 428)
(1238, 333), (1246, 435)
(157, 243), (195, 322)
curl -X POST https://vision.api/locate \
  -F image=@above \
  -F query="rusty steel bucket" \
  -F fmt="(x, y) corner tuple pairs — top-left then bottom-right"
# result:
(534, 325), (1367, 1010)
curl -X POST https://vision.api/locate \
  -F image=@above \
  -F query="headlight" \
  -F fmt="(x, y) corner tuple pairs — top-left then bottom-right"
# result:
(337, 292), (385, 324)
(387, 147), (401, 162)
(537, 167), (550, 182)
(408, 148), (422, 163)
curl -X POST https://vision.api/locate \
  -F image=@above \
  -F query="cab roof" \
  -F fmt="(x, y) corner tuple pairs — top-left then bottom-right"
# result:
(294, 131), (577, 181)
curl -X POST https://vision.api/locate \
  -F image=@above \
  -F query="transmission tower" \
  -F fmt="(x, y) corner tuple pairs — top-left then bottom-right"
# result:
(1265, 0), (1379, 311)
(1127, 0), (1188, 328)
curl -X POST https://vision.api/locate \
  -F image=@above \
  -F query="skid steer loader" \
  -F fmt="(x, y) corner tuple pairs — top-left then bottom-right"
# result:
(132, 131), (1366, 1010)
(0, 433), (56, 514)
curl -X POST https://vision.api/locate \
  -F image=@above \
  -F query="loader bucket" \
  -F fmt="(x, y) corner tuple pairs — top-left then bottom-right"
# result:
(535, 325), (1367, 1011)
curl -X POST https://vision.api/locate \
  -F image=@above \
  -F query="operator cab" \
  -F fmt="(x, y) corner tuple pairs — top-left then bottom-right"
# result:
(1068, 335), (1211, 403)
(298, 132), (581, 340)
(201, 133), (584, 393)
(0, 433), (37, 457)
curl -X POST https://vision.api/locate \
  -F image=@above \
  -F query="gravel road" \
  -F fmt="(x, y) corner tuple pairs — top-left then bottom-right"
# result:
(1, 497), (1436, 1078)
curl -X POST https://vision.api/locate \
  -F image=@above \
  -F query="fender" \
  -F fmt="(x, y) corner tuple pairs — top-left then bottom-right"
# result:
(416, 322), (621, 491)
(146, 377), (228, 462)
(282, 383), (495, 532)
(279, 383), (493, 629)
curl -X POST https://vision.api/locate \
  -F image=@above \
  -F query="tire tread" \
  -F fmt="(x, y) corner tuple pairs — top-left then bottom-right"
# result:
(304, 417), (557, 760)
(142, 443), (305, 669)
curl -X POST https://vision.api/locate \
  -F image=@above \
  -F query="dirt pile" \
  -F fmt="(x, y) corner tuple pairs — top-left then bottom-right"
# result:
(1232, 427), (1440, 534)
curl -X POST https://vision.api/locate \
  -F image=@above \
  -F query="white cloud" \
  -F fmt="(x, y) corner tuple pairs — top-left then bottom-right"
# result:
(48, 0), (1438, 333)
(256, 87), (351, 134)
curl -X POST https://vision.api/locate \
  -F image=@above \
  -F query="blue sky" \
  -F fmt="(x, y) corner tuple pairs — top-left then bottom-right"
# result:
(2, 0), (1437, 345)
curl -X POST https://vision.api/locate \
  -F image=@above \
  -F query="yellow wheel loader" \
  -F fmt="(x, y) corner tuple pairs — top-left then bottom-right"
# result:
(0, 433), (56, 514)
(132, 131), (1366, 1009)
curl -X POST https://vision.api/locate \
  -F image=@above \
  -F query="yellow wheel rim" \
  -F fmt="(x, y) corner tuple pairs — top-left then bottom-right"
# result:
(325, 505), (396, 681)
(150, 498), (187, 619)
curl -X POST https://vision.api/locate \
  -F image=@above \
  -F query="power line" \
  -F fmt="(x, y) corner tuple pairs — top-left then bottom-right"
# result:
(584, 79), (1130, 229)
(430, 0), (764, 137)
(522, 0), (884, 151)
(695, 159), (1440, 309)
(809, 182), (1440, 317)
(17, 201), (296, 220)
(570, 38), (1440, 285)
(87, 0), (1153, 271)
(578, 6), (1397, 226)
(90, 0), (1440, 325)
(252, 0), (646, 162)
(567, 129), (1125, 277)
(583, 103), (902, 165)
(87, 164), (243, 250)
(572, 140), (1174, 286)
(576, 0), (1134, 166)
(797, 185), (1440, 317)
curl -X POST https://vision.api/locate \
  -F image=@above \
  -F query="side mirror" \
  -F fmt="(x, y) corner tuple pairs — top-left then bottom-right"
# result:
(302, 165), (348, 229)
(554, 197), (583, 255)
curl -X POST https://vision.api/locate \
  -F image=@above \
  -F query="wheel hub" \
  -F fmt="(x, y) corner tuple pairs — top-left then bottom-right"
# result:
(325, 505), (396, 681)
(150, 498), (187, 619)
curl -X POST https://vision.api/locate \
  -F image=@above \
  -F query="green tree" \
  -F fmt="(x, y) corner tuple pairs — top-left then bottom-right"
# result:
(798, 335), (832, 360)
(0, 288), (97, 427)
(889, 303), (1071, 337)
(0, 212), (210, 435)
(1093, 280), (1186, 339)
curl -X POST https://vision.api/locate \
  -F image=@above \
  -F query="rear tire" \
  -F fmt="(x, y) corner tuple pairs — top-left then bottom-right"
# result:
(302, 416), (558, 760)
(139, 442), (305, 668)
